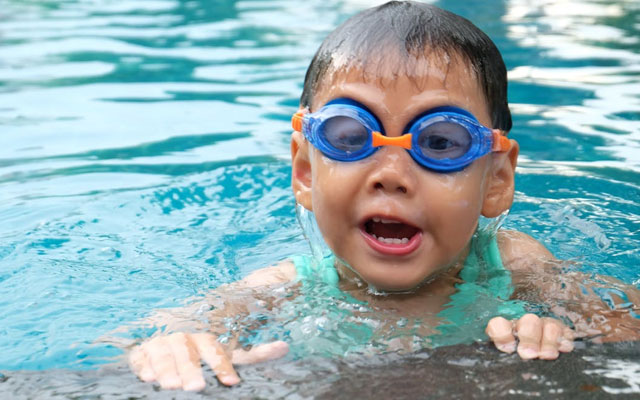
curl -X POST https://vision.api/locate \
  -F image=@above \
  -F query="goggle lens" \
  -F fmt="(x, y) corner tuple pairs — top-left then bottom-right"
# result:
(321, 115), (370, 154)
(415, 120), (472, 160)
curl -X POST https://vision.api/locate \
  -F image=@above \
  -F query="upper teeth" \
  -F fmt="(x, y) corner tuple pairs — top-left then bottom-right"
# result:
(372, 217), (399, 224)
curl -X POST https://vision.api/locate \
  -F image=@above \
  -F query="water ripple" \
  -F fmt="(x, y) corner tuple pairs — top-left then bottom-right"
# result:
(0, 0), (638, 375)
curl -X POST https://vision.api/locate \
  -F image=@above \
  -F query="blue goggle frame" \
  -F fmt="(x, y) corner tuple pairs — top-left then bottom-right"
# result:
(291, 98), (510, 172)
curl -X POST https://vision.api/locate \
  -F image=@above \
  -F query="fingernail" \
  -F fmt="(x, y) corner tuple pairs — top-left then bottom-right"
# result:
(161, 376), (182, 390)
(273, 341), (290, 357)
(220, 374), (240, 386)
(539, 349), (559, 360)
(518, 347), (538, 359)
(183, 378), (206, 392)
(559, 339), (574, 352)
(139, 369), (155, 382)
(497, 342), (516, 353)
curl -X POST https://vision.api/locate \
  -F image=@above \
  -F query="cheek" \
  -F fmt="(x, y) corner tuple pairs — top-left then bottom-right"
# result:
(310, 151), (370, 211)
(311, 156), (342, 213)
(426, 166), (488, 235)
(309, 153), (361, 238)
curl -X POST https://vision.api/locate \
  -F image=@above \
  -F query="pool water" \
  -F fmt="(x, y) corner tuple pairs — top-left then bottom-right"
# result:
(0, 0), (638, 382)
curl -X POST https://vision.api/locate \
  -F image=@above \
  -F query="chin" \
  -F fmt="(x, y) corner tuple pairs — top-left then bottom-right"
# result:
(363, 274), (424, 293)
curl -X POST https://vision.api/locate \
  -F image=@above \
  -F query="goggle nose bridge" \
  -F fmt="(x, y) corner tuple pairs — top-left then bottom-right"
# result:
(371, 131), (413, 150)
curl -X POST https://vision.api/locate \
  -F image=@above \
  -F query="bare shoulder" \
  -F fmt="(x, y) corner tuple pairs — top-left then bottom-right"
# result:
(237, 260), (297, 288)
(497, 230), (555, 272)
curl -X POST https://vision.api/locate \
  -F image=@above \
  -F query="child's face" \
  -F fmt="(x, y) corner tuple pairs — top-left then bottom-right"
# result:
(292, 56), (517, 291)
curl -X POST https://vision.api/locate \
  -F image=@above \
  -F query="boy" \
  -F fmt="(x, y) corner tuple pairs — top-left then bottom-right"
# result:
(129, 1), (640, 391)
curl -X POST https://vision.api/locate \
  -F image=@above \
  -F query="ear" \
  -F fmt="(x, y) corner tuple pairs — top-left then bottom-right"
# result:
(481, 139), (519, 218)
(291, 130), (313, 211)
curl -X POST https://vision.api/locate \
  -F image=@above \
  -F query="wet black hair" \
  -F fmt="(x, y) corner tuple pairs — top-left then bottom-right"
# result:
(300, 1), (512, 132)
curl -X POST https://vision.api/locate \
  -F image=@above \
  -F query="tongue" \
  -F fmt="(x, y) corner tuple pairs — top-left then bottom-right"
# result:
(368, 220), (418, 239)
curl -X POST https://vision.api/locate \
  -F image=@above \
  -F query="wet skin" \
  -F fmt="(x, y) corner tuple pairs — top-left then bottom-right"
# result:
(291, 56), (518, 292)
(132, 53), (640, 391)
(289, 55), (574, 362)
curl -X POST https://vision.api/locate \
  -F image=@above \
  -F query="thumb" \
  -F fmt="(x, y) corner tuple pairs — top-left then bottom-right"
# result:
(231, 341), (289, 365)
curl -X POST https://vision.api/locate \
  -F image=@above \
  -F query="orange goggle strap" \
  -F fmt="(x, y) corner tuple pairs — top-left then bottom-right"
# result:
(291, 110), (305, 133)
(491, 129), (511, 152)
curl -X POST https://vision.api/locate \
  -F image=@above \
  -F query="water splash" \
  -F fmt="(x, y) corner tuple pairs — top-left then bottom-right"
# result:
(295, 203), (333, 262)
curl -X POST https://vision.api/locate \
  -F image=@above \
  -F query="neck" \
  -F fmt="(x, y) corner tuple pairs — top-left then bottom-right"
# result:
(334, 244), (469, 297)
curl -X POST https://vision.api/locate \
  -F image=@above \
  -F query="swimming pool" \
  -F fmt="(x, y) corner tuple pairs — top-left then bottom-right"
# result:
(0, 0), (638, 396)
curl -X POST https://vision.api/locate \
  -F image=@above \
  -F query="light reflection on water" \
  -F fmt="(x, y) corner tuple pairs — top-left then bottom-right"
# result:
(0, 0), (638, 392)
(505, 0), (640, 171)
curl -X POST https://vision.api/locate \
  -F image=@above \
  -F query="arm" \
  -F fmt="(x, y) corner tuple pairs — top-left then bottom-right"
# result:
(487, 230), (640, 359)
(501, 230), (640, 341)
(129, 262), (297, 391)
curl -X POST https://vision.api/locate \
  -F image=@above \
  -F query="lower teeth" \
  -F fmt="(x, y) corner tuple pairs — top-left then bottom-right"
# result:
(373, 235), (409, 244)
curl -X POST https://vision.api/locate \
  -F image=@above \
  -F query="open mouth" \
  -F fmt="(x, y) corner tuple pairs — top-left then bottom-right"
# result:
(364, 217), (420, 243)
(361, 217), (422, 256)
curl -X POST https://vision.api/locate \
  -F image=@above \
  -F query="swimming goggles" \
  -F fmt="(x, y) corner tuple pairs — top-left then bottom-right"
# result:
(291, 98), (511, 172)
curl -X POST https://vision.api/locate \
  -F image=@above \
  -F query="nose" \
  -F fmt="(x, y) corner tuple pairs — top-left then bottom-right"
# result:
(366, 147), (417, 196)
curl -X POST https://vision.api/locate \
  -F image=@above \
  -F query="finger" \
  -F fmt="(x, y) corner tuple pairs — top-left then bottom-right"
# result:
(146, 337), (182, 390)
(539, 319), (563, 360)
(559, 326), (575, 353)
(129, 345), (155, 382)
(232, 341), (290, 365)
(168, 333), (206, 391)
(516, 313), (542, 360)
(485, 317), (516, 353)
(192, 333), (240, 386)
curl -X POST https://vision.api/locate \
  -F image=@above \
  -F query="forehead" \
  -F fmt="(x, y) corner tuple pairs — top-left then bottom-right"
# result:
(312, 51), (490, 125)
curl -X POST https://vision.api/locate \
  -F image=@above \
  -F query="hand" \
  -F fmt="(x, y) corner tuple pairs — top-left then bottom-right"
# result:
(485, 313), (574, 360)
(129, 332), (289, 391)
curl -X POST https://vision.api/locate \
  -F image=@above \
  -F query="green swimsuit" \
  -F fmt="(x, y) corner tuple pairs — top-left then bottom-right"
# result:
(290, 231), (527, 348)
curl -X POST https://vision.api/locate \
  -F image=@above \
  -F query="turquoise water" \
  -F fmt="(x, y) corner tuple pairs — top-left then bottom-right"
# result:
(0, 0), (638, 373)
